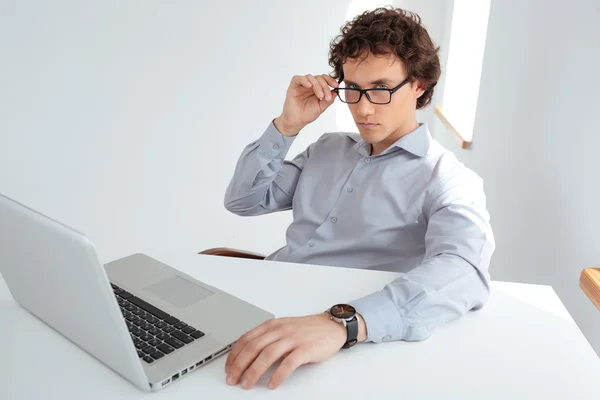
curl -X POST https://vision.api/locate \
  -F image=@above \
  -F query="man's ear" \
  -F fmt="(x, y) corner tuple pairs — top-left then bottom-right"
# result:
(413, 80), (426, 99)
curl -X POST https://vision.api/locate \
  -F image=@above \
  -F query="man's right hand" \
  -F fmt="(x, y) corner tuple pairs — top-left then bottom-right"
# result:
(274, 74), (339, 137)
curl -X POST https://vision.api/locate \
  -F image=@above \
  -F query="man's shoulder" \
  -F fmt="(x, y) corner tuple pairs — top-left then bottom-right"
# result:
(303, 131), (358, 156)
(425, 140), (484, 196)
(315, 131), (358, 144)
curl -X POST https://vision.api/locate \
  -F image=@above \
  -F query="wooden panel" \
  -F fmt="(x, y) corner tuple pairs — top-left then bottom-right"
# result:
(434, 106), (472, 149)
(580, 268), (600, 311)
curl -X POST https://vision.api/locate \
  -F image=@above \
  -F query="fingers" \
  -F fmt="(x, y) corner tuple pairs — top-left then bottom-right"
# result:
(226, 325), (282, 385)
(321, 74), (339, 89)
(291, 74), (312, 89)
(305, 74), (324, 100)
(268, 348), (307, 390)
(239, 339), (296, 390)
(315, 75), (335, 102)
(225, 319), (274, 374)
(290, 74), (338, 104)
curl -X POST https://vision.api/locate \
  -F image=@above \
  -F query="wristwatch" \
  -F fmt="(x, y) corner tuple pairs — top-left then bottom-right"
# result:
(327, 304), (359, 349)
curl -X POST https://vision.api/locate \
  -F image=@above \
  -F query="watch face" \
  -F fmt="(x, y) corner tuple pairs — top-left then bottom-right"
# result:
(330, 304), (356, 319)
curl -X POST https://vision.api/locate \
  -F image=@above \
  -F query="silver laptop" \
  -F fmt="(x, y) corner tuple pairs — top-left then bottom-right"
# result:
(0, 193), (274, 391)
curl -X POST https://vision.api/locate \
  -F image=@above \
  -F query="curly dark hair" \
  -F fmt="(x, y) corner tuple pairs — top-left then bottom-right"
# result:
(329, 7), (441, 109)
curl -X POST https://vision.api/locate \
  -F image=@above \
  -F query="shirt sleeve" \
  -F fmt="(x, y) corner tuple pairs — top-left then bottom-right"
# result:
(349, 168), (495, 343)
(224, 120), (312, 216)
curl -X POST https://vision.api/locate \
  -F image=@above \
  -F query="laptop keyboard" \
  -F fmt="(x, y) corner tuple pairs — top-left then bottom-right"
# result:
(111, 283), (205, 364)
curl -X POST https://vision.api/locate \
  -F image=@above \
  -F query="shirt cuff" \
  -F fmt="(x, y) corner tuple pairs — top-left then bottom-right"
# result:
(257, 120), (297, 158)
(349, 290), (405, 343)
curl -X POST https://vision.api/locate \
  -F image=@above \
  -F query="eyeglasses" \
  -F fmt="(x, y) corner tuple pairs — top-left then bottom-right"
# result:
(333, 78), (410, 105)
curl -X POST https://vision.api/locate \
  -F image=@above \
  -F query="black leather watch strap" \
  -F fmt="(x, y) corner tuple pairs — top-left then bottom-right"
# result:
(342, 316), (359, 349)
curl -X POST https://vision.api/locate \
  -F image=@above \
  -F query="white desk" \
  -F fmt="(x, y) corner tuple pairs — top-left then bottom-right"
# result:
(2, 253), (600, 399)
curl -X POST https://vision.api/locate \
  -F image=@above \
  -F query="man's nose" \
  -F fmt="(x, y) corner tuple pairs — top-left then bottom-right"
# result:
(356, 93), (375, 116)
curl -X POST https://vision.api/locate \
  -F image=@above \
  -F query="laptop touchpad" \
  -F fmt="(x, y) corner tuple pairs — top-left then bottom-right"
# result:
(145, 276), (214, 308)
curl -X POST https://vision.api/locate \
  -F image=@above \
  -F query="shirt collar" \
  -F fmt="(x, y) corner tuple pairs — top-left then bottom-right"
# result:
(346, 122), (432, 158)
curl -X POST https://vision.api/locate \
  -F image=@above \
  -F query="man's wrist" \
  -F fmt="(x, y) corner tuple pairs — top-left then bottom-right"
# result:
(273, 116), (302, 137)
(322, 311), (367, 344)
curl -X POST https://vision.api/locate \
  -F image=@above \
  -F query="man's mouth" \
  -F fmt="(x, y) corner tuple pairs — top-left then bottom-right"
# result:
(358, 122), (379, 127)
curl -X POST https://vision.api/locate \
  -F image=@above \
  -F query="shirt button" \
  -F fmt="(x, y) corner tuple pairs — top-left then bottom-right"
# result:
(347, 187), (353, 193)
(272, 144), (280, 151)
(365, 158), (371, 163)
(331, 217), (337, 223)
(382, 335), (391, 341)
(309, 242), (315, 247)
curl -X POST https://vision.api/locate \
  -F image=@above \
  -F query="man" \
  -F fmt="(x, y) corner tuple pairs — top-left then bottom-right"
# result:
(222, 7), (494, 390)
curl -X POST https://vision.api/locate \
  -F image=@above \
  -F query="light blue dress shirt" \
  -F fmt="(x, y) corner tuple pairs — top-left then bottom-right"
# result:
(224, 121), (495, 343)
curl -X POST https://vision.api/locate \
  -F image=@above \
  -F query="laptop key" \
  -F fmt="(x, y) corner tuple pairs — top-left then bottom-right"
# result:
(140, 333), (153, 342)
(111, 283), (119, 290)
(171, 331), (194, 344)
(117, 299), (127, 307)
(143, 356), (154, 364)
(133, 319), (145, 327)
(132, 309), (144, 316)
(118, 291), (133, 300)
(190, 330), (205, 339)
(128, 296), (169, 320)
(150, 351), (165, 360)
(141, 322), (154, 331)
(164, 316), (179, 325)
(135, 342), (147, 349)
(156, 332), (170, 341)
(148, 338), (162, 347)
(181, 326), (195, 334)
(113, 288), (124, 295)
(156, 344), (174, 354)
(132, 329), (144, 337)
(165, 338), (184, 349)
(174, 322), (188, 330)
(149, 328), (162, 336)
(142, 346), (156, 354)
(154, 321), (167, 329)
(137, 351), (145, 358)
(125, 314), (137, 322)
(162, 326), (175, 333)
(147, 316), (159, 324)
(124, 304), (136, 311)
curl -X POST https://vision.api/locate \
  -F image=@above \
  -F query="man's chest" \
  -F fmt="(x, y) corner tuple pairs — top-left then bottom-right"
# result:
(292, 151), (433, 229)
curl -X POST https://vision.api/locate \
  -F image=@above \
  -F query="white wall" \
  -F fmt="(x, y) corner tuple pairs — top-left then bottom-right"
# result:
(432, 0), (600, 354)
(0, 1), (444, 263)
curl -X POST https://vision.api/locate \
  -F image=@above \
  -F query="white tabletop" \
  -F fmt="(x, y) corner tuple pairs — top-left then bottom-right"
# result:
(2, 253), (600, 399)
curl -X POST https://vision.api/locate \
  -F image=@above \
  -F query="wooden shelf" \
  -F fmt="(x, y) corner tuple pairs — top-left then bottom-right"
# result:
(434, 106), (472, 149)
(580, 267), (600, 311)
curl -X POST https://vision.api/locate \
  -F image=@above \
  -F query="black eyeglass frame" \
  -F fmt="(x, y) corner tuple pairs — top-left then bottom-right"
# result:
(333, 75), (411, 105)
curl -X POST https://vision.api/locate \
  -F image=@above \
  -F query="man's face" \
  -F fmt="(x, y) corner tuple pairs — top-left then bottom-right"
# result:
(341, 52), (424, 155)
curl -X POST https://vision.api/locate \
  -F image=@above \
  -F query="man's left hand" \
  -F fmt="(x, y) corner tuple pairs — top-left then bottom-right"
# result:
(224, 313), (350, 390)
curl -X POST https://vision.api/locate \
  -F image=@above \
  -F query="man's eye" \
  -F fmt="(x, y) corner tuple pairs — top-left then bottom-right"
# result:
(376, 84), (388, 89)
(348, 84), (360, 89)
